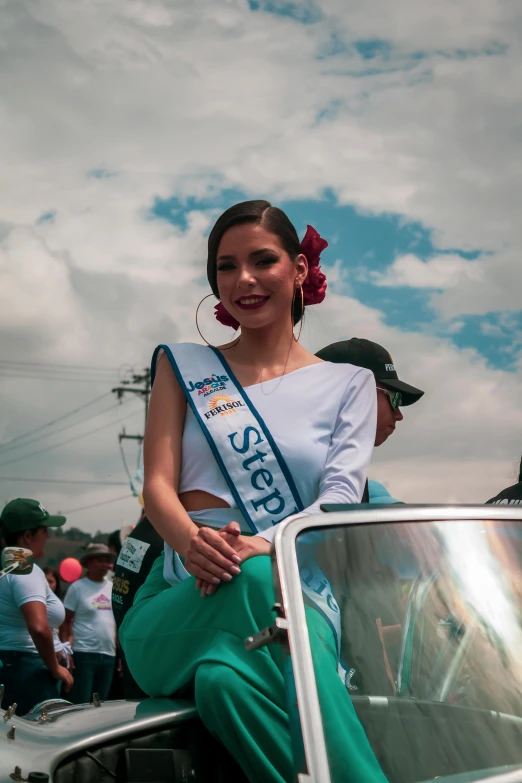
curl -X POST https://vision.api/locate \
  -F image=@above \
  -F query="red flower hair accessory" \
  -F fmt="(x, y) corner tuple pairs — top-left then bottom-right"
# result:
(300, 225), (328, 306)
(214, 224), (328, 329)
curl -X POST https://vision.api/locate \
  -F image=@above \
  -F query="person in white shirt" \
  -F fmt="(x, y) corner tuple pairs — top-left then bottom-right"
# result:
(0, 498), (73, 714)
(61, 543), (116, 703)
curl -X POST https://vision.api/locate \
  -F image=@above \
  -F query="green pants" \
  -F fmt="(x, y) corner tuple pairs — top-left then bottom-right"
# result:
(119, 554), (386, 783)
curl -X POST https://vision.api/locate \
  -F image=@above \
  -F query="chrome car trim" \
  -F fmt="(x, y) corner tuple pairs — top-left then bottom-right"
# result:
(464, 769), (522, 783)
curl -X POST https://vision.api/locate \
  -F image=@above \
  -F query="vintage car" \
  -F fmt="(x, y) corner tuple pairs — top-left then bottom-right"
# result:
(2, 505), (522, 783)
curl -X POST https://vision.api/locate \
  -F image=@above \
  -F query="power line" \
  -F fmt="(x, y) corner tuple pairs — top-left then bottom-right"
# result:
(0, 359), (117, 371)
(0, 408), (142, 469)
(0, 368), (115, 378)
(0, 360), (119, 385)
(61, 494), (132, 515)
(0, 391), (111, 449)
(0, 372), (116, 384)
(0, 476), (127, 486)
(0, 367), (116, 379)
(0, 399), (132, 455)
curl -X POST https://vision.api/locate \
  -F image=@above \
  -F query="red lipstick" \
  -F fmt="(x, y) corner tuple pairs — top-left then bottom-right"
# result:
(235, 296), (269, 311)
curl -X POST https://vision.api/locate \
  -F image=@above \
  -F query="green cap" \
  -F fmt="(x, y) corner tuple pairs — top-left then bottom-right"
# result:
(0, 498), (66, 534)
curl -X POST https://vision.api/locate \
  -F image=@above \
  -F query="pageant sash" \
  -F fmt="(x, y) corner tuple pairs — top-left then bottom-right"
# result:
(297, 537), (351, 683)
(153, 343), (304, 533)
(154, 342), (346, 674)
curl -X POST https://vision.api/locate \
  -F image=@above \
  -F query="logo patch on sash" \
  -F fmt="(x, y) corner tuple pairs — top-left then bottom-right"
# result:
(204, 395), (245, 420)
(186, 373), (229, 396)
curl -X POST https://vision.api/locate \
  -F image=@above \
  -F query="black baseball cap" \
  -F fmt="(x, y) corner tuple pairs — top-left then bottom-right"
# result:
(0, 498), (66, 534)
(486, 481), (522, 505)
(316, 338), (424, 406)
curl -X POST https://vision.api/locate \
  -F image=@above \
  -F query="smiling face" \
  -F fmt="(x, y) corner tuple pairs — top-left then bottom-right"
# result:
(215, 222), (307, 331)
(375, 385), (404, 446)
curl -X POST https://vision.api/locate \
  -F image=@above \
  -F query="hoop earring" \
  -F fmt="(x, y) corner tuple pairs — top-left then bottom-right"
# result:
(293, 286), (305, 342)
(195, 294), (240, 350)
(195, 294), (216, 347)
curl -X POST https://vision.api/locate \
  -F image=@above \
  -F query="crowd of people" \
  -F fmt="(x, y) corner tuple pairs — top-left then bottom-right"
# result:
(1, 199), (521, 783)
(0, 503), (120, 713)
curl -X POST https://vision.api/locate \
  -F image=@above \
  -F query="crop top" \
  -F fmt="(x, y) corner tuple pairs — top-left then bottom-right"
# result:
(158, 350), (377, 543)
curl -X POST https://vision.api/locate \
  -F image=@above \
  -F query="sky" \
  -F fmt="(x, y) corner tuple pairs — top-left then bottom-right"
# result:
(1, 0), (521, 533)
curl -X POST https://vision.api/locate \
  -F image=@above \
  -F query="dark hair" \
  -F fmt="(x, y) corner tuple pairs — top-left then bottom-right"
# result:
(108, 529), (122, 556)
(207, 200), (305, 324)
(518, 455), (522, 484)
(43, 566), (63, 599)
(0, 525), (42, 549)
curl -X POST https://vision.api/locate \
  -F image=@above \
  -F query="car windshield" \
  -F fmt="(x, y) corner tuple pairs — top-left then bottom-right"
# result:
(295, 518), (522, 783)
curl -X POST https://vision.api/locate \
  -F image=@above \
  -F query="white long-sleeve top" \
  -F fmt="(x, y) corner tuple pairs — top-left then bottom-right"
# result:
(174, 360), (377, 542)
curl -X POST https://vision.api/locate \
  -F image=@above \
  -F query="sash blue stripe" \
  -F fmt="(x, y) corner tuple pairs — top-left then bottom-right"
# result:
(209, 346), (304, 514)
(152, 344), (257, 532)
(302, 592), (339, 646)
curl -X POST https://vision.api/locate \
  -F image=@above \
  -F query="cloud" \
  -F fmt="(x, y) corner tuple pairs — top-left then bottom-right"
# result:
(304, 291), (522, 501)
(370, 253), (484, 289)
(0, 0), (521, 530)
(430, 250), (522, 319)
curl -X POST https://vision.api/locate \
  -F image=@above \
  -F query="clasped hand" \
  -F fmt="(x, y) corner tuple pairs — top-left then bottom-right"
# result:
(184, 522), (270, 596)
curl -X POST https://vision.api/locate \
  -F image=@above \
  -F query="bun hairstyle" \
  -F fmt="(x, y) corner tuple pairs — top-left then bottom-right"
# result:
(207, 200), (305, 324)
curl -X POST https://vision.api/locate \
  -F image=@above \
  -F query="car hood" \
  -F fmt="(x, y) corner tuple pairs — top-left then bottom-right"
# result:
(0, 698), (197, 783)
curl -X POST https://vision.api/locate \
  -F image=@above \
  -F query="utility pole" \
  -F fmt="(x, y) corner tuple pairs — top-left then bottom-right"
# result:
(111, 368), (151, 447)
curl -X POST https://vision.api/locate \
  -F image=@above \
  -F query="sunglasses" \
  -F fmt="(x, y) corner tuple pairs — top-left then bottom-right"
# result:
(376, 386), (403, 410)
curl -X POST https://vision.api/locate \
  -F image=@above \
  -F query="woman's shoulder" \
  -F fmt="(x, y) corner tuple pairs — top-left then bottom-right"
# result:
(5, 562), (47, 595)
(154, 341), (208, 357)
(153, 342), (213, 367)
(258, 361), (373, 398)
(312, 360), (374, 387)
(22, 562), (46, 583)
(155, 341), (204, 349)
(152, 342), (213, 383)
(63, 576), (81, 594)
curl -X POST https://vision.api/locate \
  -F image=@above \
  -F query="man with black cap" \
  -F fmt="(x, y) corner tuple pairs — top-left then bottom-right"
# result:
(315, 340), (424, 694)
(486, 455), (522, 505)
(316, 337), (424, 459)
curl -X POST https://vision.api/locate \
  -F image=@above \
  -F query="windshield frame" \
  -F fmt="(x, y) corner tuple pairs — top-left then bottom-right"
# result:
(272, 504), (522, 783)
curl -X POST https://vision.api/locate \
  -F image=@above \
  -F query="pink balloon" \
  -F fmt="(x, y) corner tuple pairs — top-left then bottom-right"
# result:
(59, 557), (82, 583)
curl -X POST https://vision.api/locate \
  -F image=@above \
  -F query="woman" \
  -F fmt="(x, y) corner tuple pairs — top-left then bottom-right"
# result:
(0, 498), (73, 714)
(119, 200), (385, 783)
(43, 566), (63, 600)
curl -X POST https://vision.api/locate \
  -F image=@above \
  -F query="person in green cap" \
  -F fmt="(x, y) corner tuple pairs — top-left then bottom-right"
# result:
(0, 498), (73, 714)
